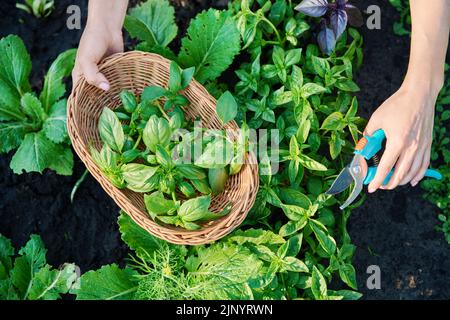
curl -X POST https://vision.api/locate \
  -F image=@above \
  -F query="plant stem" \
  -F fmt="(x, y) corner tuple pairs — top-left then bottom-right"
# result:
(133, 133), (142, 150)
(157, 102), (170, 121)
(261, 16), (282, 43)
(70, 169), (89, 203)
(262, 40), (281, 46)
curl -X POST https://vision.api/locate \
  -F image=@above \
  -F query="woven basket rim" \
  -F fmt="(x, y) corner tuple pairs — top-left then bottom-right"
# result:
(67, 51), (259, 245)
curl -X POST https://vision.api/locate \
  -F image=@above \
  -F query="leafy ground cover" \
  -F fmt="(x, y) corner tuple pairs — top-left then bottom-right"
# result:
(0, 35), (75, 175)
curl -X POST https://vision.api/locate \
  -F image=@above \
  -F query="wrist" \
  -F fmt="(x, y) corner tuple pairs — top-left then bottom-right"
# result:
(86, 0), (127, 35)
(86, 17), (123, 36)
(402, 69), (444, 99)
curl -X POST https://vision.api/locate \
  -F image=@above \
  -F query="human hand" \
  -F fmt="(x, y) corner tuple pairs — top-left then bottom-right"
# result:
(72, 23), (124, 91)
(364, 82), (440, 193)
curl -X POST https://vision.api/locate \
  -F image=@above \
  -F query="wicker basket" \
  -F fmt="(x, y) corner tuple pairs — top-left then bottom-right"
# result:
(67, 51), (259, 245)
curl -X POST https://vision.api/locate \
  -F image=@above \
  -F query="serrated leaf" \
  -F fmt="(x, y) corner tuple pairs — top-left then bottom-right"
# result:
(227, 228), (286, 246)
(0, 121), (28, 153)
(189, 243), (261, 300)
(43, 99), (67, 143)
(118, 212), (166, 258)
(74, 264), (138, 300)
(48, 144), (73, 176)
(10, 132), (55, 174)
(28, 263), (77, 300)
(179, 9), (240, 83)
(124, 0), (177, 48)
(39, 49), (76, 112)
(11, 235), (47, 298)
(0, 35), (31, 96)
(20, 93), (45, 122)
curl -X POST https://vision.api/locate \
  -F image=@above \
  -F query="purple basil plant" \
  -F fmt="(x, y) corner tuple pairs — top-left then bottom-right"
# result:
(295, 0), (363, 55)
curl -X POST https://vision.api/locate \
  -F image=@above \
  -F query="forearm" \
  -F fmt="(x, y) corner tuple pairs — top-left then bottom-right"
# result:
(404, 0), (450, 96)
(86, 0), (129, 33)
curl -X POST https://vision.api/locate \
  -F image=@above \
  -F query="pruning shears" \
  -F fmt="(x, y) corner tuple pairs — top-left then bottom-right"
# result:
(325, 129), (442, 210)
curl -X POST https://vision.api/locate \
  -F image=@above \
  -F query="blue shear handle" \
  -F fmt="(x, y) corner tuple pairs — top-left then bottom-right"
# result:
(364, 167), (443, 185)
(355, 129), (386, 160)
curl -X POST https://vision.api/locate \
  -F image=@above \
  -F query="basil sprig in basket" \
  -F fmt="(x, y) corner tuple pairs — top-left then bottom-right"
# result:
(67, 51), (258, 245)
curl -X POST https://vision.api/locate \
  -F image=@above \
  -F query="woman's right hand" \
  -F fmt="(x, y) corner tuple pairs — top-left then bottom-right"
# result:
(72, 0), (129, 91)
(72, 23), (124, 91)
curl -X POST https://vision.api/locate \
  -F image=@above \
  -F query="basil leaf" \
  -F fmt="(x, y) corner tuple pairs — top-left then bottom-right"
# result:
(195, 138), (234, 169)
(144, 191), (178, 218)
(178, 195), (211, 222)
(176, 164), (207, 180)
(179, 181), (196, 197)
(141, 85), (167, 101)
(98, 108), (125, 153)
(122, 163), (158, 193)
(216, 91), (237, 124)
(168, 61), (182, 92)
(190, 178), (212, 194)
(155, 145), (173, 169)
(120, 90), (137, 113)
(181, 66), (195, 89)
(282, 257), (309, 273)
(300, 83), (326, 99)
(310, 219), (336, 256)
(311, 266), (328, 300)
(143, 115), (172, 153)
(298, 154), (327, 171)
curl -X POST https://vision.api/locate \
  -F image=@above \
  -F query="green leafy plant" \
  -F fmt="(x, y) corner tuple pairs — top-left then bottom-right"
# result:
(0, 35), (76, 175)
(388, 0), (411, 36)
(124, 0), (241, 84)
(227, 0), (365, 298)
(91, 61), (244, 230)
(73, 212), (361, 300)
(420, 65), (450, 243)
(16, 0), (55, 18)
(0, 234), (78, 300)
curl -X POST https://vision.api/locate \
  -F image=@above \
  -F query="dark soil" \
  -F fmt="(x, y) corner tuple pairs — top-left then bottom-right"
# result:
(0, 0), (448, 299)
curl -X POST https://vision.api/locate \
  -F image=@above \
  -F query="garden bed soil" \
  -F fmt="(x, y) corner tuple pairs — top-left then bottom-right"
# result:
(0, 0), (448, 299)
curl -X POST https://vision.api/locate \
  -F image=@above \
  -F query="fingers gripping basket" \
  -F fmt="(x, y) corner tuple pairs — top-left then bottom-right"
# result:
(67, 51), (259, 245)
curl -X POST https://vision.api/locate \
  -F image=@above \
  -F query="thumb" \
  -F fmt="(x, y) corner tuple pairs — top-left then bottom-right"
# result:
(82, 61), (110, 91)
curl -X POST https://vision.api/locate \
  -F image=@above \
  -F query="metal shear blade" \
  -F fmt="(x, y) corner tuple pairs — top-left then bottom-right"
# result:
(325, 155), (367, 210)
